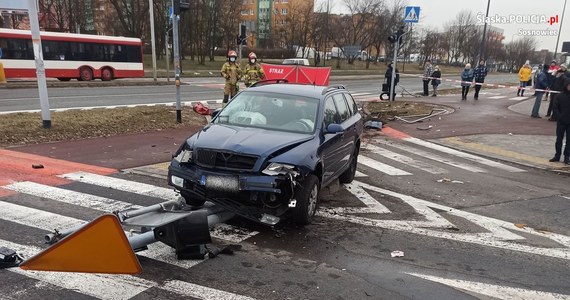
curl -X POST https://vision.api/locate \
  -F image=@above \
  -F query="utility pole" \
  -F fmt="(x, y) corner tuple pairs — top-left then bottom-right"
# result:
(27, 0), (51, 128)
(149, 0), (157, 81)
(388, 26), (406, 102)
(165, 29), (170, 82)
(172, 0), (181, 123)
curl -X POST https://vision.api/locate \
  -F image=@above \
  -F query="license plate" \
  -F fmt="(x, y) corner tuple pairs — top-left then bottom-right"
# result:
(204, 175), (239, 193)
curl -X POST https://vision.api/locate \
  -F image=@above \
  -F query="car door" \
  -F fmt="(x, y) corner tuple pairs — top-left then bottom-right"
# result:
(320, 96), (344, 185)
(331, 93), (354, 175)
(342, 92), (363, 146)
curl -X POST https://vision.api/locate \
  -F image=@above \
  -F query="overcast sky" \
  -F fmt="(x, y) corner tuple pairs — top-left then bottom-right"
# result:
(316, 0), (569, 54)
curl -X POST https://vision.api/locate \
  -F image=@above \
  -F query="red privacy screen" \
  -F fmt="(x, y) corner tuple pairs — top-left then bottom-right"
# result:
(261, 64), (331, 86)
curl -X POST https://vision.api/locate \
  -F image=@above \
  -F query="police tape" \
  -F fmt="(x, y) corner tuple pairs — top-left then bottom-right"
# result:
(404, 73), (562, 94)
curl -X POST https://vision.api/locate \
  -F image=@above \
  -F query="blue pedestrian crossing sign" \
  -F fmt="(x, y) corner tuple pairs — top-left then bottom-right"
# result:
(404, 6), (420, 23)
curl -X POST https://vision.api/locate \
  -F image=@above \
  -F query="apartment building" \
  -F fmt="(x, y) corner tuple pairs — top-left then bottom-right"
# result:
(240, 0), (313, 48)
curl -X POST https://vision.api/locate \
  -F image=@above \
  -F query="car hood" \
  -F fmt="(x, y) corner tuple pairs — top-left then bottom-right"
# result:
(190, 124), (314, 157)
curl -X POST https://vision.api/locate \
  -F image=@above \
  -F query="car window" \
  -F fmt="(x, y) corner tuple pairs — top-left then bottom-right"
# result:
(333, 94), (350, 122)
(343, 93), (358, 116)
(323, 97), (338, 127)
(214, 91), (319, 134)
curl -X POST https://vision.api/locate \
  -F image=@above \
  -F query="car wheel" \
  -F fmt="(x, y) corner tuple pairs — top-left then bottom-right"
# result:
(291, 174), (320, 225)
(339, 147), (359, 184)
(181, 191), (206, 207)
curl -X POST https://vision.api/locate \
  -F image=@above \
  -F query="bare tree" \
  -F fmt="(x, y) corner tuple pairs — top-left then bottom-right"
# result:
(331, 0), (383, 64)
(442, 11), (477, 65)
(217, 0), (241, 51)
(311, 0), (334, 66)
(109, 0), (149, 38)
(504, 36), (538, 72)
(38, 0), (91, 33)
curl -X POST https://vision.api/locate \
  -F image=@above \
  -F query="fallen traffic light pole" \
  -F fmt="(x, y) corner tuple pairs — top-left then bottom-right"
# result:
(7, 198), (236, 274)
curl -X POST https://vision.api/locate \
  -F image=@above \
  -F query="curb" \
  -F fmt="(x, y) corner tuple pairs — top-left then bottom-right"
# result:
(1, 80), (174, 89)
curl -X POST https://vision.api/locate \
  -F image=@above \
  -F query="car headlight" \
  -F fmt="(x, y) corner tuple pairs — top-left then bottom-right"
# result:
(262, 163), (297, 176)
(173, 143), (193, 163)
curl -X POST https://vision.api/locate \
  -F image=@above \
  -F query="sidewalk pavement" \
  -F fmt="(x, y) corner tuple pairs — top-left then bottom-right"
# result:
(383, 90), (570, 174)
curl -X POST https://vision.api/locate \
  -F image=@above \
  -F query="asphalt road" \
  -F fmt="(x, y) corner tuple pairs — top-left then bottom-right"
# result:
(0, 74), (517, 113)
(0, 132), (569, 299)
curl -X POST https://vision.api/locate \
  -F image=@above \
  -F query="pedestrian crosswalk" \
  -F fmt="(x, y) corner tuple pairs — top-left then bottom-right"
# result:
(0, 137), (527, 299)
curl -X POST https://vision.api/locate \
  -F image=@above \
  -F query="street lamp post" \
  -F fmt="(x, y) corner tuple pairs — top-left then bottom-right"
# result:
(149, 0), (157, 82)
(554, 0), (568, 60)
(478, 0), (491, 62)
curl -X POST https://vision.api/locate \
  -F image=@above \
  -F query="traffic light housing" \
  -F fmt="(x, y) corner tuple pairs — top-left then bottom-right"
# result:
(388, 26), (406, 44)
(173, 0), (189, 14)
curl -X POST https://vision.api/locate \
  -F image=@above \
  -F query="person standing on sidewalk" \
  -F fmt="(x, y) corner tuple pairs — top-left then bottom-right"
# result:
(431, 65), (441, 96)
(530, 65), (550, 118)
(549, 78), (570, 164)
(473, 59), (488, 100)
(422, 59), (433, 96)
(460, 63), (474, 100)
(385, 62), (400, 101)
(532, 64), (543, 96)
(517, 62), (532, 97)
(221, 50), (243, 105)
(545, 60), (560, 101)
(546, 65), (570, 121)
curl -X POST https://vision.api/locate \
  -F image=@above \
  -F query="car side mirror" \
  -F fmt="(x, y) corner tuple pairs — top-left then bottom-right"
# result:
(210, 108), (222, 119)
(326, 123), (344, 134)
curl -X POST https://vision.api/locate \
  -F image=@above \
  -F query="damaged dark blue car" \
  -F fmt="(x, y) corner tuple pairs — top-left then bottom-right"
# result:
(168, 81), (363, 225)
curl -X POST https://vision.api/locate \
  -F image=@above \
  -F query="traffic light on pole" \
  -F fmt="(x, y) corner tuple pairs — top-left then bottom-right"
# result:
(173, 0), (189, 14)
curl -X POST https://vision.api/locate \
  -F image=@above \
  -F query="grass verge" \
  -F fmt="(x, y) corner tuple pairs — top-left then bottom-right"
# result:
(0, 106), (206, 147)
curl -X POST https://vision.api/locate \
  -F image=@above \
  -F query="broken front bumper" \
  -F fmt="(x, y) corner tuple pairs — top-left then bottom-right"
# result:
(168, 161), (291, 224)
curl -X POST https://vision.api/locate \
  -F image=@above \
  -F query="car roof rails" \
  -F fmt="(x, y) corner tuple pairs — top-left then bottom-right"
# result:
(321, 85), (346, 95)
(250, 79), (289, 87)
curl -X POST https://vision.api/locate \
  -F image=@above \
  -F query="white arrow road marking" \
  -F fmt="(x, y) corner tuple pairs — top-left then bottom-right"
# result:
(355, 171), (368, 177)
(359, 156), (412, 176)
(362, 143), (448, 174)
(339, 182), (391, 214)
(317, 181), (570, 260)
(407, 273), (570, 300)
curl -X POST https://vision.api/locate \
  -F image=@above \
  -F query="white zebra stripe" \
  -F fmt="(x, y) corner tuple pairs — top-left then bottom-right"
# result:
(5, 181), (140, 212)
(405, 137), (525, 173)
(60, 171), (180, 201)
(378, 140), (487, 173)
(358, 155), (412, 176)
(362, 144), (447, 174)
(161, 280), (257, 300)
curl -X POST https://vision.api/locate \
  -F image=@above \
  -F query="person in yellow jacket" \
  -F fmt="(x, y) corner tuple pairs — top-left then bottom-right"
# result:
(243, 52), (265, 87)
(518, 61), (532, 96)
(221, 50), (243, 104)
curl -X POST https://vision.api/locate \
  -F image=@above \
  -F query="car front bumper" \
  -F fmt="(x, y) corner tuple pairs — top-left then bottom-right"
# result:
(168, 161), (292, 224)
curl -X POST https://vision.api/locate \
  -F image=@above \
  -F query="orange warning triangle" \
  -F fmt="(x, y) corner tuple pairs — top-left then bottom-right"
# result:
(20, 214), (142, 274)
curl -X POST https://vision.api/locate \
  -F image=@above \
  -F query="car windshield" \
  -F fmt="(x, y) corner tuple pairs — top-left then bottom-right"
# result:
(214, 91), (319, 134)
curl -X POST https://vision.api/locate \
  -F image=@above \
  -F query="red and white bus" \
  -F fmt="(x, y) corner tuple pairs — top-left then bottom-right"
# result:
(0, 28), (144, 81)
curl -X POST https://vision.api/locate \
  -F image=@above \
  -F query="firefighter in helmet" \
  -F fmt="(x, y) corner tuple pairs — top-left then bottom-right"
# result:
(220, 50), (243, 104)
(243, 52), (265, 87)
